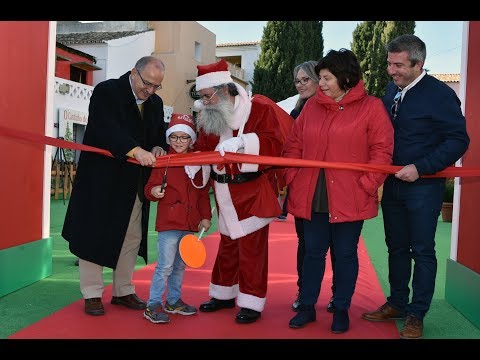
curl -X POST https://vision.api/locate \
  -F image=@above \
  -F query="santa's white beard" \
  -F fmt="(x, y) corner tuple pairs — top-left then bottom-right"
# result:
(196, 99), (234, 136)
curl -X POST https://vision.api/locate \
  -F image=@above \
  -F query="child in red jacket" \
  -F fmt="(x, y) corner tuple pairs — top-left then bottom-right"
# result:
(143, 113), (211, 324)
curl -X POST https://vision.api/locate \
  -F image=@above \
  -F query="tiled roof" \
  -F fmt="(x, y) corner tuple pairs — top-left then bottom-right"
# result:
(431, 73), (460, 82)
(57, 30), (153, 45)
(56, 41), (96, 62)
(217, 41), (260, 47)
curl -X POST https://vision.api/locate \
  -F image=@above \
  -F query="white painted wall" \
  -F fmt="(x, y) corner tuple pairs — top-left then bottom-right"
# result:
(216, 43), (260, 92)
(105, 31), (155, 80)
(70, 31), (155, 85)
(70, 44), (107, 86)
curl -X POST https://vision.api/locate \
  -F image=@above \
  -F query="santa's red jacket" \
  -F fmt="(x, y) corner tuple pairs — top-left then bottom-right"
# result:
(192, 95), (291, 239)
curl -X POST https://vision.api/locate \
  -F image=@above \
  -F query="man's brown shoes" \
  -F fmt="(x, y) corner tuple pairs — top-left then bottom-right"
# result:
(111, 293), (147, 310)
(361, 303), (405, 322)
(84, 297), (105, 316)
(400, 315), (423, 339)
(362, 303), (422, 339)
(85, 294), (146, 315)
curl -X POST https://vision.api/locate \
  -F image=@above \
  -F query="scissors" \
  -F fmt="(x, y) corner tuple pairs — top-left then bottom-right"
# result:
(160, 156), (170, 192)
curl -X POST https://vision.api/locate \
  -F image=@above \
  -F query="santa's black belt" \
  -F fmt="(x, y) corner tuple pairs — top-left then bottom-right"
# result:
(211, 171), (262, 184)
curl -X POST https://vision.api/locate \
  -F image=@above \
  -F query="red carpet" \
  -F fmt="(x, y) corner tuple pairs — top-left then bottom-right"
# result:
(10, 215), (399, 339)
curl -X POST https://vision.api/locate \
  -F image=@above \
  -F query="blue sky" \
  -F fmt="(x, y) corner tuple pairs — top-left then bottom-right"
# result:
(197, 21), (464, 75)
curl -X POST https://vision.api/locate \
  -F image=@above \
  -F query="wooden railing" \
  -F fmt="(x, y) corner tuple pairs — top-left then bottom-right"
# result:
(51, 161), (76, 200)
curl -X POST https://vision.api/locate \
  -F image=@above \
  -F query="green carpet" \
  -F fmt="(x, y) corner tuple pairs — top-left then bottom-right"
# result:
(361, 209), (480, 339)
(0, 198), (479, 339)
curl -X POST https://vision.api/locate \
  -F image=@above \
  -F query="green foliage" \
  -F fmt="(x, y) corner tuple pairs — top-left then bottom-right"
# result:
(352, 21), (415, 97)
(352, 21), (376, 80)
(63, 122), (74, 163)
(252, 20), (417, 101)
(444, 178), (455, 203)
(252, 21), (324, 102)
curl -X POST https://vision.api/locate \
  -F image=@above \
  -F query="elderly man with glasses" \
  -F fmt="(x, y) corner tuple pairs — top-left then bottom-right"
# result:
(63, 55), (168, 316)
(184, 59), (293, 324)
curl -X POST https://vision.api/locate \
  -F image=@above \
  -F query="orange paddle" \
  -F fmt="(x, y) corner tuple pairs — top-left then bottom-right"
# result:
(179, 228), (207, 268)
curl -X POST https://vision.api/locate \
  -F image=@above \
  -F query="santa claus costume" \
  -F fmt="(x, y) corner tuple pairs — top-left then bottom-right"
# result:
(187, 59), (292, 322)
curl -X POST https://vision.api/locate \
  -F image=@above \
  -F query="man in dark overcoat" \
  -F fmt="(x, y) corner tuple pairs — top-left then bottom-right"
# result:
(62, 56), (168, 316)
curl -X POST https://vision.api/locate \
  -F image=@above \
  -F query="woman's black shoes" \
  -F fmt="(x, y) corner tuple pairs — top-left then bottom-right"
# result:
(289, 304), (316, 328)
(331, 309), (349, 333)
(326, 297), (335, 313)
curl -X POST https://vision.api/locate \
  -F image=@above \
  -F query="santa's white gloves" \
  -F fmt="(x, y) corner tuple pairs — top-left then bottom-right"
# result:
(185, 165), (201, 179)
(218, 137), (245, 156)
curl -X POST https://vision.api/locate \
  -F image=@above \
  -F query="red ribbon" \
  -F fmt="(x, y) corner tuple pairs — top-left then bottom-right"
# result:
(1, 124), (479, 178)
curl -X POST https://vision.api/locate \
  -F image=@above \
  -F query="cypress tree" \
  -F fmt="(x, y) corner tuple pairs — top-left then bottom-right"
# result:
(353, 21), (416, 97)
(252, 21), (323, 102)
(352, 21), (376, 78)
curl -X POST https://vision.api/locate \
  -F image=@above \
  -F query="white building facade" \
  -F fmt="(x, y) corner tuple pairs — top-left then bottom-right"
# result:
(216, 41), (261, 93)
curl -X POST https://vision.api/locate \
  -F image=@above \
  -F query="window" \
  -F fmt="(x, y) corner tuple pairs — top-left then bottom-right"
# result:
(194, 41), (201, 62)
(70, 65), (87, 84)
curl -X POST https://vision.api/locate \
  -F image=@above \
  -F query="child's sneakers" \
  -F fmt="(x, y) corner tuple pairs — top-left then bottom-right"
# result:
(164, 299), (198, 315)
(143, 306), (170, 324)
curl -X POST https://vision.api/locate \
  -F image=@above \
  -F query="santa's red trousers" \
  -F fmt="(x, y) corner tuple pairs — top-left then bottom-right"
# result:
(208, 225), (269, 312)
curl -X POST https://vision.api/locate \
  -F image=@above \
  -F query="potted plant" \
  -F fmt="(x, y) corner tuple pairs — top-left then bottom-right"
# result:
(441, 178), (454, 222)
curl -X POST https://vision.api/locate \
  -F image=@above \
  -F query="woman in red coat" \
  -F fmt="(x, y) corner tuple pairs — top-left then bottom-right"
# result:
(283, 49), (394, 334)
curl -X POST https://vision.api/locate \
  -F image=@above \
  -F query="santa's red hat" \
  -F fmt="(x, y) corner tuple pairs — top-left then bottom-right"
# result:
(196, 59), (233, 91)
(166, 113), (197, 144)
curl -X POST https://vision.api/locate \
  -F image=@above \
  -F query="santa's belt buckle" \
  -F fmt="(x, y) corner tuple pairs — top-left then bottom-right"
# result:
(213, 173), (229, 183)
(211, 172), (262, 184)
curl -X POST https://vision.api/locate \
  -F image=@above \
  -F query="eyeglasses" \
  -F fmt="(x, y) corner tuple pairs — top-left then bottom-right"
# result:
(168, 135), (191, 143)
(136, 68), (162, 90)
(390, 90), (402, 119)
(294, 77), (311, 86)
(198, 89), (218, 103)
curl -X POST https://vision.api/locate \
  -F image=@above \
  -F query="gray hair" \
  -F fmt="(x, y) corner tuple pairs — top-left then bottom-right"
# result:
(293, 60), (319, 83)
(386, 34), (426, 67)
(135, 56), (165, 72)
(292, 60), (319, 114)
(213, 83), (239, 97)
